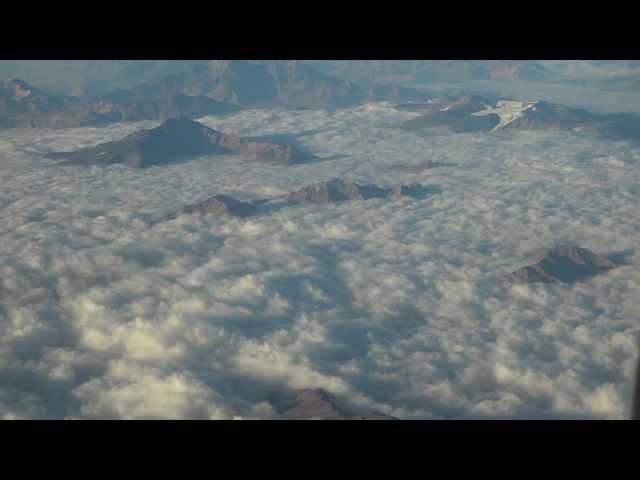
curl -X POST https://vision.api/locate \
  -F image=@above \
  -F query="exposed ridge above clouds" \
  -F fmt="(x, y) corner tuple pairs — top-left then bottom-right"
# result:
(399, 94), (640, 142)
(183, 194), (256, 218)
(507, 244), (620, 284)
(0, 60), (204, 97)
(0, 78), (239, 130)
(0, 62), (429, 130)
(179, 178), (438, 219)
(95, 60), (429, 111)
(285, 178), (438, 205)
(273, 388), (398, 420)
(45, 118), (314, 167)
(306, 61), (557, 84)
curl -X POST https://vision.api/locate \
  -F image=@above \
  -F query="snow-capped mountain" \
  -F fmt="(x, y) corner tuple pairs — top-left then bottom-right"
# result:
(400, 94), (640, 141)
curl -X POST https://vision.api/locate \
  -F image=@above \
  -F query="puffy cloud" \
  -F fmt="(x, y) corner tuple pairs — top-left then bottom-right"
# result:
(0, 102), (638, 419)
(72, 362), (232, 419)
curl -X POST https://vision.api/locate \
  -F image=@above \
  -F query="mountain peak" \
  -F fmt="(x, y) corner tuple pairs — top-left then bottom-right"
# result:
(154, 116), (215, 134)
(285, 178), (435, 205)
(47, 119), (310, 167)
(287, 178), (388, 204)
(509, 244), (618, 284)
(275, 388), (397, 420)
(1, 77), (38, 100)
(183, 194), (256, 217)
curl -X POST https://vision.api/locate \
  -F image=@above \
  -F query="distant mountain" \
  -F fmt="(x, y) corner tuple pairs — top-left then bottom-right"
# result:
(0, 60), (203, 97)
(400, 94), (640, 141)
(106, 60), (427, 110)
(308, 61), (556, 84)
(287, 177), (389, 204)
(507, 244), (619, 284)
(0, 78), (238, 130)
(275, 389), (397, 420)
(177, 178), (435, 221)
(46, 118), (313, 167)
(89, 94), (239, 125)
(415, 61), (553, 83)
(401, 95), (503, 133)
(183, 194), (256, 218)
(0, 78), (96, 129)
(285, 178), (435, 205)
(0, 61), (430, 130)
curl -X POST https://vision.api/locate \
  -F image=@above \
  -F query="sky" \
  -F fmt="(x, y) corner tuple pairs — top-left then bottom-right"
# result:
(1, 101), (638, 419)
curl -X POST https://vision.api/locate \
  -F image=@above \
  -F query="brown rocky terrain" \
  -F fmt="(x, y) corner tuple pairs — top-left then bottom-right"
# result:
(46, 118), (313, 167)
(287, 177), (389, 204)
(274, 389), (397, 420)
(183, 194), (256, 218)
(286, 178), (435, 204)
(507, 244), (619, 284)
(107, 60), (426, 111)
(0, 78), (238, 130)
(399, 93), (640, 141)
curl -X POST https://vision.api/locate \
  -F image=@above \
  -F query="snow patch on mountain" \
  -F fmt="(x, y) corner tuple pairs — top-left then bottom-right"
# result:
(471, 100), (538, 131)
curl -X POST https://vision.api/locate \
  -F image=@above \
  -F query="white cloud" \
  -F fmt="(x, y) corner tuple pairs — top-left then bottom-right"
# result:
(72, 362), (232, 419)
(0, 102), (638, 419)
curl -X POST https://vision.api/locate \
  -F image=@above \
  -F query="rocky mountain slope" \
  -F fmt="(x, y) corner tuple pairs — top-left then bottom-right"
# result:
(106, 60), (427, 110)
(274, 389), (397, 420)
(285, 178), (435, 204)
(46, 118), (313, 167)
(400, 94), (640, 141)
(507, 244), (619, 284)
(0, 78), (238, 130)
(183, 194), (256, 218)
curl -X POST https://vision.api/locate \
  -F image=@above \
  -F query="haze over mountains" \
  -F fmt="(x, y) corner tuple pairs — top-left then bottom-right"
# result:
(0, 61), (429, 129)
(0, 77), (239, 129)
(0, 60), (201, 97)
(5, 60), (639, 98)
(309, 60), (558, 84)
(4, 60), (640, 144)
(97, 60), (432, 110)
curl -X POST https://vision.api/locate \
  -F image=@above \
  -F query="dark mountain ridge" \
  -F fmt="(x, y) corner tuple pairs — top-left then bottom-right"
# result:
(400, 94), (640, 141)
(273, 389), (397, 420)
(507, 244), (620, 284)
(0, 77), (238, 130)
(46, 118), (314, 168)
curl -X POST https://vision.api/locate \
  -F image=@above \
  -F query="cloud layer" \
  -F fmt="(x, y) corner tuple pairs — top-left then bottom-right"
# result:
(1, 103), (639, 419)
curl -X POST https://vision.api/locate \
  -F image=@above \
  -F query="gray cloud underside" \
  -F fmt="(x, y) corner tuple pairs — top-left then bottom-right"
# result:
(1, 103), (639, 419)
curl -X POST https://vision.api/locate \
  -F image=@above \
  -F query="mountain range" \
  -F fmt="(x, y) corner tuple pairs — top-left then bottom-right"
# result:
(0, 61), (430, 130)
(507, 244), (620, 284)
(0, 77), (238, 129)
(0, 60), (201, 97)
(399, 94), (640, 141)
(271, 389), (397, 420)
(101, 60), (427, 110)
(284, 177), (435, 205)
(308, 61), (559, 85)
(46, 118), (313, 167)
(182, 177), (437, 219)
(5, 62), (640, 141)
(183, 194), (257, 218)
